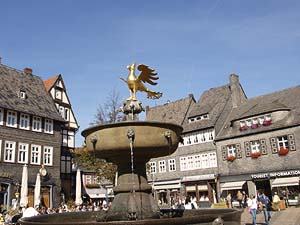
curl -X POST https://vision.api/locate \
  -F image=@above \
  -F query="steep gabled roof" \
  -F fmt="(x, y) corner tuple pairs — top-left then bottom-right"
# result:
(146, 94), (196, 126)
(43, 76), (59, 91)
(0, 64), (64, 121)
(183, 85), (232, 133)
(216, 86), (300, 140)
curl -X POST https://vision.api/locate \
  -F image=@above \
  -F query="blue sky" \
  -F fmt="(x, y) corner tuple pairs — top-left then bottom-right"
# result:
(1, 0), (300, 146)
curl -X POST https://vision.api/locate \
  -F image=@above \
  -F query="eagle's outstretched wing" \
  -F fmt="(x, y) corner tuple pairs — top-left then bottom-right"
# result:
(137, 64), (159, 85)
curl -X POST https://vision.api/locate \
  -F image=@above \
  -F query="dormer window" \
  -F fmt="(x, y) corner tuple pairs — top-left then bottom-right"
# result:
(19, 90), (27, 99)
(263, 114), (272, 126)
(188, 113), (209, 123)
(239, 121), (247, 131)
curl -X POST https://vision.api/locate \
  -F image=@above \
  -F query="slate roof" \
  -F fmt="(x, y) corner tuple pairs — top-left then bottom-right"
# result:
(182, 85), (232, 134)
(146, 94), (195, 126)
(0, 64), (64, 121)
(216, 86), (300, 140)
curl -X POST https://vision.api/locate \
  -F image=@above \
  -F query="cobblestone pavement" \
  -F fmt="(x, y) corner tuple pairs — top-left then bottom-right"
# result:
(240, 207), (300, 225)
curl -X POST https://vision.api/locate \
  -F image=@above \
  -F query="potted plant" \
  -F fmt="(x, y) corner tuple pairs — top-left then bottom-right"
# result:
(227, 155), (236, 161)
(278, 147), (289, 156)
(251, 152), (261, 158)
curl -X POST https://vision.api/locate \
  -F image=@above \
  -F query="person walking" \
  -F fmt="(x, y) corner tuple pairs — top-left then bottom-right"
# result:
(272, 192), (280, 211)
(236, 190), (243, 208)
(259, 192), (271, 225)
(247, 195), (258, 225)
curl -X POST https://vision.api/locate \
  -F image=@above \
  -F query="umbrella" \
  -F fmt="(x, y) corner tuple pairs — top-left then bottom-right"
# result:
(20, 164), (28, 207)
(75, 168), (82, 205)
(34, 173), (41, 208)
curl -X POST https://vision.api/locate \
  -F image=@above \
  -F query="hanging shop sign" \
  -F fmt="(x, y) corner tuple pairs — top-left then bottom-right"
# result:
(251, 169), (300, 179)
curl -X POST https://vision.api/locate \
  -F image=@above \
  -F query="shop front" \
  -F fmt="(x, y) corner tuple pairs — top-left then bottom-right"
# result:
(152, 179), (181, 206)
(251, 169), (300, 206)
(182, 174), (217, 204)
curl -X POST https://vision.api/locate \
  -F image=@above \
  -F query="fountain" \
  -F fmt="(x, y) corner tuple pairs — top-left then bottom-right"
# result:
(19, 63), (241, 225)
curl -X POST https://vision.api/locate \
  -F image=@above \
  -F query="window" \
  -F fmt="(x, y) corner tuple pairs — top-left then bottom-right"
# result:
(20, 113), (30, 130)
(227, 145), (236, 157)
(32, 116), (42, 132)
(158, 160), (166, 173)
(168, 159), (176, 172)
(64, 108), (69, 121)
(0, 140), (2, 160)
(44, 119), (53, 134)
(187, 156), (194, 170)
(68, 131), (75, 147)
(31, 144), (41, 165)
(59, 106), (64, 118)
(0, 108), (3, 125)
(208, 152), (217, 167)
(43, 146), (53, 166)
(194, 155), (202, 169)
(61, 155), (72, 174)
(201, 154), (209, 168)
(149, 161), (156, 174)
(19, 90), (27, 99)
(277, 136), (289, 149)
(250, 140), (261, 153)
(4, 141), (16, 162)
(18, 143), (29, 163)
(180, 157), (188, 171)
(85, 175), (92, 184)
(6, 111), (17, 128)
(55, 89), (62, 100)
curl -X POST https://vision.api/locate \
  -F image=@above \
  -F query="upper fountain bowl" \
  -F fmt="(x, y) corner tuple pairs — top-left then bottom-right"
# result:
(82, 121), (183, 163)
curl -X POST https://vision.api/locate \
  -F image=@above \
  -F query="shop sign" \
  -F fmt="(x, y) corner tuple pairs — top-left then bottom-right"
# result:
(251, 169), (300, 179)
(0, 172), (12, 179)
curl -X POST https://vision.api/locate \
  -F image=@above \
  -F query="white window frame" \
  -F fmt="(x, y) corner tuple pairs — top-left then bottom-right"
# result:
(18, 143), (29, 164)
(180, 157), (188, 171)
(194, 154), (202, 169)
(0, 108), (3, 125)
(227, 145), (236, 157)
(250, 140), (261, 153)
(277, 136), (289, 149)
(201, 154), (209, 168)
(55, 89), (62, 100)
(59, 106), (65, 118)
(20, 113), (30, 130)
(44, 119), (53, 134)
(4, 141), (16, 162)
(0, 140), (2, 160)
(168, 159), (176, 172)
(149, 161), (156, 174)
(43, 146), (53, 166)
(31, 144), (41, 165)
(32, 116), (42, 132)
(6, 110), (17, 128)
(208, 152), (217, 168)
(85, 175), (92, 184)
(64, 108), (69, 121)
(158, 160), (166, 173)
(187, 156), (194, 170)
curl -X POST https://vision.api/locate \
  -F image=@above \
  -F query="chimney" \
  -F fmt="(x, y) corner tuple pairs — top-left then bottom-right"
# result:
(24, 68), (33, 75)
(230, 74), (242, 108)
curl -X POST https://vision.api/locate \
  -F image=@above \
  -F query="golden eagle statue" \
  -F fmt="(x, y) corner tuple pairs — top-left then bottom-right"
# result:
(120, 63), (163, 101)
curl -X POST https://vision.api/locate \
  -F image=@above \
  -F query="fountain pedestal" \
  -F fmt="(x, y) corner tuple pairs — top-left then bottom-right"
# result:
(82, 121), (183, 221)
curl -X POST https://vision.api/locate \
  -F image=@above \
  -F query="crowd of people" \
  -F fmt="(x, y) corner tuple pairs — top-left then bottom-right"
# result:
(0, 199), (112, 225)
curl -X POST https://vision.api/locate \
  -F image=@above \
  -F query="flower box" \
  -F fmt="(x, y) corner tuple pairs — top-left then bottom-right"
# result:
(85, 184), (101, 189)
(278, 148), (289, 156)
(227, 155), (236, 161)
(251, 152), (261, 158)
(263, 120), (272, 126)
(239, 126), (248, 131)
(251, 124), (259, 129)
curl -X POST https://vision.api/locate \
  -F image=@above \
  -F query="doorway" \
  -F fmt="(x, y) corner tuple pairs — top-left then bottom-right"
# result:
(255, 179), (272, 200)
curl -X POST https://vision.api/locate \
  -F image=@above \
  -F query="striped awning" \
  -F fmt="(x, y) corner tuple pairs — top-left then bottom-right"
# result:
(271, 177), (299, 188)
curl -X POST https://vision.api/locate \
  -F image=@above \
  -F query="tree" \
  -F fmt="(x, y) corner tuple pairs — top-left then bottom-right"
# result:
(74, 147), (117, 182)
(91, 89), (123, 125)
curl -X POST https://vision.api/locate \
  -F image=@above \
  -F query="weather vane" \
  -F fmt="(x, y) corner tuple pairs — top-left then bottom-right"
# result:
(120, 63), (162, 101)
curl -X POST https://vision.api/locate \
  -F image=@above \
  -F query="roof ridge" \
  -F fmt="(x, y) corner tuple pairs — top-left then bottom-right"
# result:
(0, 63), (40, 78)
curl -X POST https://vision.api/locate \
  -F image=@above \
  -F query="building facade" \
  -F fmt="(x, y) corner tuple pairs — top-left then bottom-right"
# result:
(0, 64), (65, 209)
(44, 75), (79, 200)
(146, 74), (300, 206)
(216, 85), (300, 205)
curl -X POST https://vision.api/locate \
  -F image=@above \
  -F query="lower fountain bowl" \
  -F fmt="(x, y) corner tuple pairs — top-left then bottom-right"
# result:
(18, 208), (242, 225)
